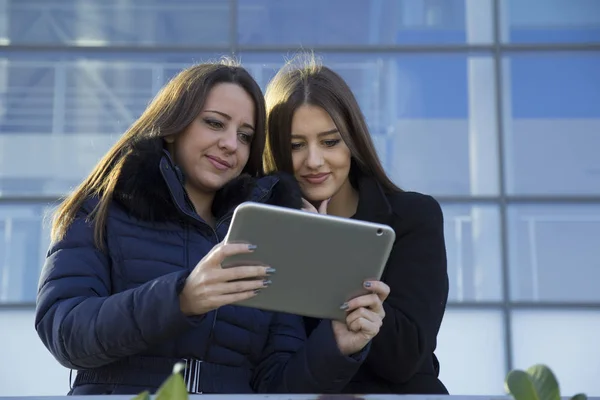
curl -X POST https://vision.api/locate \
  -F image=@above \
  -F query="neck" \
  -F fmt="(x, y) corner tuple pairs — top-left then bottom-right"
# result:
(185, 185), (216, 227)
(326, 178), (359, 218)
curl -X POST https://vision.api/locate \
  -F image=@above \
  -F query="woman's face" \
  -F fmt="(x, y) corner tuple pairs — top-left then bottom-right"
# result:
(166, 82), (256, 195)
(290, 104), (353, 203)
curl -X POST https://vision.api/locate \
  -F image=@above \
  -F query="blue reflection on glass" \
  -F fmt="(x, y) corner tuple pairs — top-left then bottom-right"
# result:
(506, 0), (600, 43)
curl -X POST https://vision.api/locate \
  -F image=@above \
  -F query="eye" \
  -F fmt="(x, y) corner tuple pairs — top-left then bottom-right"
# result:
(204, 118), (224, 129)
(323, 139), (341, 147)
(238, 132), (253, 145)
(291, 142), (304, 151)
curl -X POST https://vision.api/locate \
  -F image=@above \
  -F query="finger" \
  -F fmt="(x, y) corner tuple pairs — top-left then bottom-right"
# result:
(212, 243), (258, 265)
(207, 278), (270, 297)
(318, 198), (330, 214)
(212, 289), (262, 308)
(348, 317), (379, 337)
(301, 198), (318, 213)
(344, 293), (382, 313)
(346, 306), (382, 327)
(363, 281), (390, 302)
(220, 265), (274, 282)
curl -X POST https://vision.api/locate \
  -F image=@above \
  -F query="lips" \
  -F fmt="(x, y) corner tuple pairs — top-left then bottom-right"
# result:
(303, 173), (330, 184)
(206, 155), (232, 170)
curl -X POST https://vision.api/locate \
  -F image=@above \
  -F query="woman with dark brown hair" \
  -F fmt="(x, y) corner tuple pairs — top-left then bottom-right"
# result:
(34, 59), (387, 395)
(264, 55), (450, 395)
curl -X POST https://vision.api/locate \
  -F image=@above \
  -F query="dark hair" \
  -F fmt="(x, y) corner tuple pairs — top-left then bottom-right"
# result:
(52, 58), (266, 247)
(263, 53), (401, 193)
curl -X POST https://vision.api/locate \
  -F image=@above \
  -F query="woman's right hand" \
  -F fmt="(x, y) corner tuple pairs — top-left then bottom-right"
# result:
(179, 243), (274, 316)
(301, 197), (330, 214)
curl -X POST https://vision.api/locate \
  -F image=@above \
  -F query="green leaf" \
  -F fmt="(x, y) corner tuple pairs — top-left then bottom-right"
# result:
(155, 371), (188, 400)
(130, 391), (150, 400)
(570, 394), (588, 400)
(526, 364), (561, 400)
(506, 369), (539, 400)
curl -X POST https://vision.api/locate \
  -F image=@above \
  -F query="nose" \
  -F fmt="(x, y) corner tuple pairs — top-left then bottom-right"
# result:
(306, 145), (324, 169)
(218, 129), (238, 152)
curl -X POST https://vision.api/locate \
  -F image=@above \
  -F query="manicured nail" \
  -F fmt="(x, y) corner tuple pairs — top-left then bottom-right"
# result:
(263, 279), (272, 287)
(254, 289), (262, 294)
(364, 281), (372, 288)
(248, 244), (257, 251)
(340, 303), (349, 310)
(265, 267), (276, 275)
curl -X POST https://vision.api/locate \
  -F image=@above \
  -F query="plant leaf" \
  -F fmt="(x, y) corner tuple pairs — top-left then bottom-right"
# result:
(526, 364), (561, 400)
(130, 390), (150, 400)
(571, 394), (588, 400)
(155, 371), (188, 400)
(506, 369), (540, 400)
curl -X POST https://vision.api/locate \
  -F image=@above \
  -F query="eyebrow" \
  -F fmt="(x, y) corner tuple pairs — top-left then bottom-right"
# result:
(204, 109), (255, 131)
(291, 128), (339, 139)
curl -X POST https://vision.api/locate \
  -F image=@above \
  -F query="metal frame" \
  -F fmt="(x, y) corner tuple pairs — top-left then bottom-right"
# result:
(1, 43), (600, 54)
(2, 0), (600, 379)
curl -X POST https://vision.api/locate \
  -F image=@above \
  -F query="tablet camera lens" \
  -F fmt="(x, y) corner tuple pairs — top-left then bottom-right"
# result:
(376, 228), (383, 236)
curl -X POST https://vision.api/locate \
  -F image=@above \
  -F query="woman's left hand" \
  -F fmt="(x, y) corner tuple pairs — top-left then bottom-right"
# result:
(332, 280), (390, 356)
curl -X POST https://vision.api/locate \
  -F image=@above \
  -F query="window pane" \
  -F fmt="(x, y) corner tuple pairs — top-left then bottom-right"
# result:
(242, 52), (499, 196)
(0, 52), (224, 196)
(436, 309), (505, 394)
(1, 0), (230, 46)
(512, 310), (600, 396)
(442, 205), (502, 302)
(0, 204), (52, 304)
(502, 0), (600, 44)
(237, 0), (493, 46)
(508, 205), (600, 302)
(503, 52), (600, 195)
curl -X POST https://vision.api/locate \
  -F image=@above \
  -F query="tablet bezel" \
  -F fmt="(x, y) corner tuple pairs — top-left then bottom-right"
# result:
(221, 202), (395, 321)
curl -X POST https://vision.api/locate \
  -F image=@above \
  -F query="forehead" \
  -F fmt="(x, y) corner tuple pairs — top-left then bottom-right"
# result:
(203, 82), (255, 120)
(291, 104), (338, 137)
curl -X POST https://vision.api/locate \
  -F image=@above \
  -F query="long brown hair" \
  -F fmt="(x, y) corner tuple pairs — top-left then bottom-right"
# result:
(263, 53), (401, 193)
(51, 58), (266, 248)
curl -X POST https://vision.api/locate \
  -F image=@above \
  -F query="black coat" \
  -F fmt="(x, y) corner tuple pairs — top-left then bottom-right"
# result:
(305, 175), (449, 394)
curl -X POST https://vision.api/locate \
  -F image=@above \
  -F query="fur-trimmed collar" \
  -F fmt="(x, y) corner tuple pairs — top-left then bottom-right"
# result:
(113, 139), (303, 223)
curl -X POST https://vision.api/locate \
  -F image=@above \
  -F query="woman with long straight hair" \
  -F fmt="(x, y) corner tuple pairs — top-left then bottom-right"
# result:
(35, 59), (387, 395)
(263, 54), (449, 394)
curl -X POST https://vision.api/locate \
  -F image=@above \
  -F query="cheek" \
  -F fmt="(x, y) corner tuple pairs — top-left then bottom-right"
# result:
(291, 153), (303, 174)
(331, 148), (352, 171)
(237, 144), (252, 167)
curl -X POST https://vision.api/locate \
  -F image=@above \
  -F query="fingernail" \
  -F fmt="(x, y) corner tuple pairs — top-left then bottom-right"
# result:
(340, 303), (349, 310)
(248, 244), (257, 251)
(364, 281), (372, 288)
(254, 289), (262, 294)
(263, 279), (272, 286)
(265, 267), (276, 275)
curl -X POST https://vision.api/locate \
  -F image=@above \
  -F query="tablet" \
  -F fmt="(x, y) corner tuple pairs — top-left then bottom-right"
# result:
(221, 201), (396, 321)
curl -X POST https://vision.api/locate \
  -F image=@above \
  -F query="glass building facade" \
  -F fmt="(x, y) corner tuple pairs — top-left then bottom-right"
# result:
(0, 0), (599, 395)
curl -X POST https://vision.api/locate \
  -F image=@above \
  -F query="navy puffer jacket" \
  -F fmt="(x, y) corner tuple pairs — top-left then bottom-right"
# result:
(35, 140), (367, 395)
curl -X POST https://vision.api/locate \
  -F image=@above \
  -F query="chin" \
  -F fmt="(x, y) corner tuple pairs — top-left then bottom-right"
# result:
(302, 187), (335, 203)
(195, 173), (234, 193)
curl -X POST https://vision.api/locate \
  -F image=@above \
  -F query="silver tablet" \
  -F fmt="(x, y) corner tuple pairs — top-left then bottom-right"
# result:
(221, 201), (396, 321)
